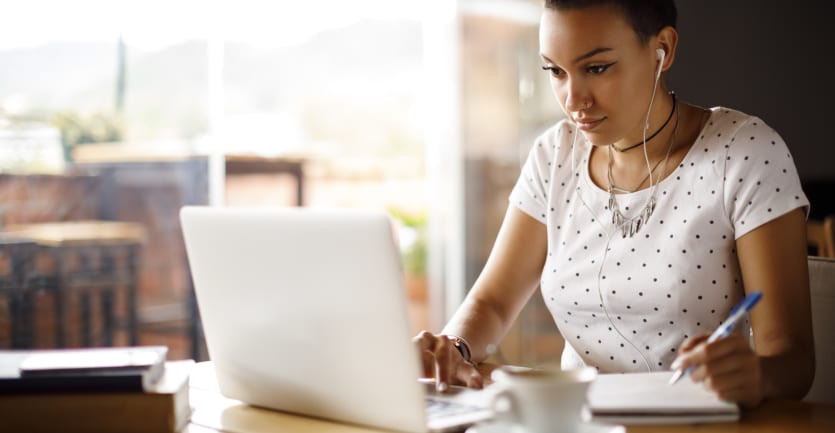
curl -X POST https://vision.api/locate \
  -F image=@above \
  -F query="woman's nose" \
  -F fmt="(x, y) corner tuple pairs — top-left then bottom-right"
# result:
(564, 80), (592, 113)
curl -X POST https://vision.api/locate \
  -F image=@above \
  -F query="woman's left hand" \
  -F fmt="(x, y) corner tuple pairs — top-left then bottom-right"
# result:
(672, 333), (764, 408)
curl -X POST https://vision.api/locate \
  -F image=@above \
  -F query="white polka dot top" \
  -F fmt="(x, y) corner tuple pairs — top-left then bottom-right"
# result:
(509, 107), (809, 373)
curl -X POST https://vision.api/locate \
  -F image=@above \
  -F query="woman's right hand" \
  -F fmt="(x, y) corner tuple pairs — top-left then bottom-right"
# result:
(413, 330), (484, 392)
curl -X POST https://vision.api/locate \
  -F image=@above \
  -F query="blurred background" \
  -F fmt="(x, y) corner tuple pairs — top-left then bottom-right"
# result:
(0, 0), (831, 367)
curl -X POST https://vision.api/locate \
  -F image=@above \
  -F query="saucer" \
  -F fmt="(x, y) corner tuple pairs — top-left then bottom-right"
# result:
(466, 420), (625, 433)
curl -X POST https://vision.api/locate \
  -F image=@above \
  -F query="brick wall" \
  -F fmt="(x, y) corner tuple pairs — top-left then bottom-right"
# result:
(0, 163), (209, 357)
(0, 174), (102, 226)
(0, 174), (104, 347)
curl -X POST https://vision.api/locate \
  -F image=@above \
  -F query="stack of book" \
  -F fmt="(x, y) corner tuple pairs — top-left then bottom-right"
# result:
(0, 346), (193, 433)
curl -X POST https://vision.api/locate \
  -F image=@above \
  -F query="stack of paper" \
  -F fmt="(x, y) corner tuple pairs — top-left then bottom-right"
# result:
(585, 372), (740, 424)
(0, 346), (168, 392)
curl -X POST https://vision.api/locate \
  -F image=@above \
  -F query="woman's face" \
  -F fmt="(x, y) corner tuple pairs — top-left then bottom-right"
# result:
(539, 5), (660, 147)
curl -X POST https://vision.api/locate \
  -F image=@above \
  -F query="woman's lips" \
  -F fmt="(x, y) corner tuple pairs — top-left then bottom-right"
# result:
(575, 117), (605, 131)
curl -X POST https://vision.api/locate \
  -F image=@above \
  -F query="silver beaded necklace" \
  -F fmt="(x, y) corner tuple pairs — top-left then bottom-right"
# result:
(607, 100), (679, 238)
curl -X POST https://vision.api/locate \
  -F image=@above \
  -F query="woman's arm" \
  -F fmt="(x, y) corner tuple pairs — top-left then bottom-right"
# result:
(443, 206), (548, 361)
(673, 207), (815, 407)
(737, 207), (815, 400)
(414, 205), (547, 390)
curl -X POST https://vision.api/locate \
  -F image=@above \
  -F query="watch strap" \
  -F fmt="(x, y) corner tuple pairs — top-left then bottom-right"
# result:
(444, 335), (473, 364)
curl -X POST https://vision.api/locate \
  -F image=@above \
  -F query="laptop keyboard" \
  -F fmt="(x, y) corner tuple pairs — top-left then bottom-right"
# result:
(419, 380), (494, 430)
(425, 396), (487, 420)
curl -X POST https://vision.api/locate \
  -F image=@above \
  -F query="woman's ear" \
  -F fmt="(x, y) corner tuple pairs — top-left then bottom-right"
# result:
(655, 26), (679, 73)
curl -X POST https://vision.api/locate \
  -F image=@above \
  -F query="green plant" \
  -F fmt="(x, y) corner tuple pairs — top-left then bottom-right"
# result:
(51, 111), (124, 161)
(388, 207), (427, 277)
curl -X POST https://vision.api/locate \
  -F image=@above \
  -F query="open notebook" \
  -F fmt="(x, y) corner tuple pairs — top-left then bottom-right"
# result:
(585, 371), (740, 424)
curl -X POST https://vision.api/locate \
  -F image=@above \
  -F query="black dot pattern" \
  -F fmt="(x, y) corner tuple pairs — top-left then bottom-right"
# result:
(508, 108), (809, 373)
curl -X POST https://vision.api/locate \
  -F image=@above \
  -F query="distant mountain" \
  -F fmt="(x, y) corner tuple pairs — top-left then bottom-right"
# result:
(0, 19), (424, 153)
(220, 18), (422, 111)
(0, 42), (120, 112)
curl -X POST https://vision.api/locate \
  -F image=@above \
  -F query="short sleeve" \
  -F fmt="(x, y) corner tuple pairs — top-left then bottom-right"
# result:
(722, 117), (809, 239)
(509, 122), (566, 224)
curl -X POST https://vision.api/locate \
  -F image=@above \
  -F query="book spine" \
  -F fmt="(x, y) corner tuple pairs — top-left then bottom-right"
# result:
(0, 392), (187, 433)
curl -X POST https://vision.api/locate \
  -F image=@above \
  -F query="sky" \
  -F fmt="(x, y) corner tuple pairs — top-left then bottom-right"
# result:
(0, 0), (425, 51)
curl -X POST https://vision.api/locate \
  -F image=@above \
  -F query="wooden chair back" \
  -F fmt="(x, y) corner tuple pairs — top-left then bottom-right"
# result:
(805, 256), (835, 404)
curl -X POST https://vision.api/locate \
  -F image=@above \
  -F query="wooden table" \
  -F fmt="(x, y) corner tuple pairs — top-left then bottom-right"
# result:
(185, 362), (835, 433)
(4, 220), (146, 347)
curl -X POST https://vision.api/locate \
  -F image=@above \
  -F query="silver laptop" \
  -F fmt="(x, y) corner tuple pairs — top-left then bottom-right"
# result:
(180, 206), (493, 433)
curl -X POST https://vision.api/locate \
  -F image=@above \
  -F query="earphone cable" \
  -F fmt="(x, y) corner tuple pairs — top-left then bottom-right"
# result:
(570, 131), (653, 373)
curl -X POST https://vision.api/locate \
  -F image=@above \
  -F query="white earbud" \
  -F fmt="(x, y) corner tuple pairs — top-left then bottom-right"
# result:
(655, 48), (666, 80)
(644, 48), (666, 131)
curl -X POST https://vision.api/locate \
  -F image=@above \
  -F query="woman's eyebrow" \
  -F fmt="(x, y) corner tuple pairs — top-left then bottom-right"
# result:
(573, 47), (613, 63)
(540, 47), (614, 65)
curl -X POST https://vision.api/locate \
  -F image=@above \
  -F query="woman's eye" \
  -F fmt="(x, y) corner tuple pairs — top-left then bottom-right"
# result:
(587, 62), (615, 74)
(541, 65), (564, 77)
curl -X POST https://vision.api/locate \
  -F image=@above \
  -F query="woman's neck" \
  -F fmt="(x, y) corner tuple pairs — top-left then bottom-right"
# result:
(601, 102), (707, 192)
(610, 91), (677, 167)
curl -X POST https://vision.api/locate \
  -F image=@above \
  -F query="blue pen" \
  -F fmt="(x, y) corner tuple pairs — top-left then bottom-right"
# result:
(668, 291), (763, 385)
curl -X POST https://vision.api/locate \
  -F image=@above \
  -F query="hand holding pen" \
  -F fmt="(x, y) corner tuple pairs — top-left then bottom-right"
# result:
(669, 292), (763, 385)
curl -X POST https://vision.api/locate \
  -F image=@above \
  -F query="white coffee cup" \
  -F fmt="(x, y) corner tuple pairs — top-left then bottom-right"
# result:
(489, 366), (597, 433)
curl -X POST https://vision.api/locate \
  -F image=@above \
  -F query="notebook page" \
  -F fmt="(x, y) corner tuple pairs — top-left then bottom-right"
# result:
(587, 372), (739, 415)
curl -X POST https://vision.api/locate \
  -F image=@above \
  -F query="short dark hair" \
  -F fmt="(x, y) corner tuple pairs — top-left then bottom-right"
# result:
(544, 0), (677, 44)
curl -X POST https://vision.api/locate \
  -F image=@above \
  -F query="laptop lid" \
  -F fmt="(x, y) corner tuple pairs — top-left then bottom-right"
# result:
(181, 206), (429, 433)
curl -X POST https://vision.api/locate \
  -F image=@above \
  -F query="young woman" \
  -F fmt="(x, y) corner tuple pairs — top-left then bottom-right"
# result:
(414, 0), (814, 408)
